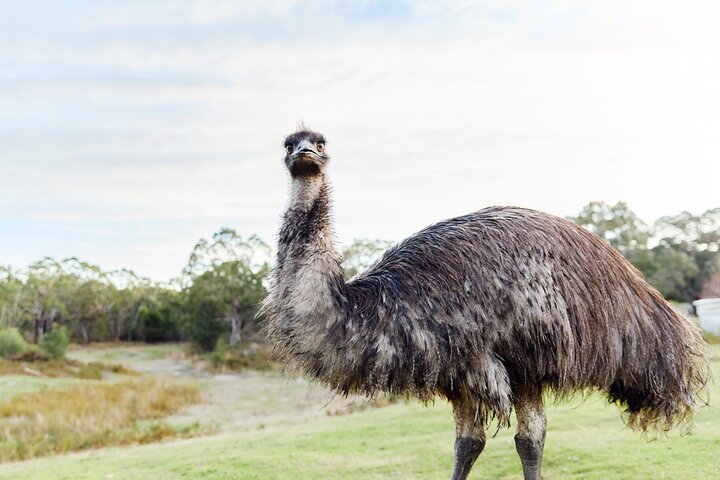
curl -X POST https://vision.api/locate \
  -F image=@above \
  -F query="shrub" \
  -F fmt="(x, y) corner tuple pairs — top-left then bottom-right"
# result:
(78, 361), (139, 379)
(77, 363), (104, 380)
(208, 338), (272, 372)
(182, 304), (229, 353)
(141, 308), (178, 343)
(40, 325), (70, 359)
(0, 328), (29, 359)
(13, 346), (51, 362)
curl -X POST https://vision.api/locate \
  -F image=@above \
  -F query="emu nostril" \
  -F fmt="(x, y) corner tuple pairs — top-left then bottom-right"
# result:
(295, 148), (319, 157)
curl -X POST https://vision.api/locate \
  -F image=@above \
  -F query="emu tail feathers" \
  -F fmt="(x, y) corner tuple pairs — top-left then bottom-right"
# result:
(607, 307), (709, 434)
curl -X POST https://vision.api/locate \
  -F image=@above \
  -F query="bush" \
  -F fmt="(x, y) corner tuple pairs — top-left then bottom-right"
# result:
(182, 307), (229, 353)
(13, 346), (51, 362)
(77, 363), (103, 380)
(0, 328), (29, 359)
(208, 338), (272, 372)
(79, 361), (139, 379)
(40, 325), (70, 359)
(140, 308), (178, 343)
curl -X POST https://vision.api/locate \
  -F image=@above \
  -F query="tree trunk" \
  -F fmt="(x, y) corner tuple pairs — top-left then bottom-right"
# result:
(229, 298), (241, 346)
(35, 322), (42, 344)
(32, 313), (42, 344)
(80, 320), (91, 344)
(10, 290), (21, 328)
(127, 306), (142, 342)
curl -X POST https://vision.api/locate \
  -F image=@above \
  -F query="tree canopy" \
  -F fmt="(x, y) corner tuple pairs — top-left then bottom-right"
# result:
(570, 202), (719, 302)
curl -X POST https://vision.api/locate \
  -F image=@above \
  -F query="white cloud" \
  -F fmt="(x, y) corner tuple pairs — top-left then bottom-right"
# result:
(1, 0), (720, 279)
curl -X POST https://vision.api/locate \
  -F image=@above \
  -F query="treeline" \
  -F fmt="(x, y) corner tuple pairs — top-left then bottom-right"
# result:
(0, 228), (389, 352)
(0, 258), (180, 346)
(1, 203), (717, 351)
(569, 202), (720, 302)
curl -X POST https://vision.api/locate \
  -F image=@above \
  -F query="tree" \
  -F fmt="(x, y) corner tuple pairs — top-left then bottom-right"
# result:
(0, 266), (23, 329)
(568, 201), (650, 255)
(341, 239), (393, 278)
(180, 229), (269, 350)
(653, 208), (720, 300)
(58, 258), (115, 344)
(643, 247), (700, 301)
(653, 208), (720, 254)
(571, 203), (720, 303)
(22, 258), (68, 343)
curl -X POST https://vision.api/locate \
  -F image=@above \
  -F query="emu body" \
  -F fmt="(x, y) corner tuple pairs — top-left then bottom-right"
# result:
(263, 129), (707, 480)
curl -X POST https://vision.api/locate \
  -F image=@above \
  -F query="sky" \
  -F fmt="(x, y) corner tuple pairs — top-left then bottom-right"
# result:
(1, 0), (719, 281)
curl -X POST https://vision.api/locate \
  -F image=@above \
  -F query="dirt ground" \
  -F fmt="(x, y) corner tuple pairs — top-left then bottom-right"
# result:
(67, 343), (370, 433)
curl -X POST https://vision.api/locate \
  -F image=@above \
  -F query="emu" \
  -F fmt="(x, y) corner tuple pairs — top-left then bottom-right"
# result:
(262, 128), (707, 480)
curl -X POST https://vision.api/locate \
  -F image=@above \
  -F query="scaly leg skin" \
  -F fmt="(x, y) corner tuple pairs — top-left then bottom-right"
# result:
(513, 388), (547, 480)
(450, 401), (486, 480)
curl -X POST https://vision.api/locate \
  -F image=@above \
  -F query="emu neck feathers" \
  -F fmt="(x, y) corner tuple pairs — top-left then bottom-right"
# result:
(275, 175), (346, 319)
(288, 175), (325, 212)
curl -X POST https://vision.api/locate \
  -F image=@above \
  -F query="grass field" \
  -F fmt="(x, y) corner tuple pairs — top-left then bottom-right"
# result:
(0, 396), (718, 480)
(0, 346), (718, 479)
(0, 376), (93, 401)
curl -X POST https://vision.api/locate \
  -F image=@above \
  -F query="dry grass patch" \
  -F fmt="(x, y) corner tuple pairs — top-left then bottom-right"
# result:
(0, 379), (202, 462)
(76, 361), (140, 379)
(0, 358), (139, 379)
(206, 340), (276, 372)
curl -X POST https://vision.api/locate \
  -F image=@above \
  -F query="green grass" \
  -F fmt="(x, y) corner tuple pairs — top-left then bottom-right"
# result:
(0, 376), (94, 401)
(0, 345), (717, 479)
(0, 387), (718, 478)
(704, 331), (720, 345)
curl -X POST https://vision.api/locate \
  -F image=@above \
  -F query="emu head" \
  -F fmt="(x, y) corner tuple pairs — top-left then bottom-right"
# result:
(283, 129), (328, 178)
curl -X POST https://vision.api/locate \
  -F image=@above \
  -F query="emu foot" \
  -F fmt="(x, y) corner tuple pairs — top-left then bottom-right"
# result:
(514, 435), (544, 480)
(451, 436), (485, 480)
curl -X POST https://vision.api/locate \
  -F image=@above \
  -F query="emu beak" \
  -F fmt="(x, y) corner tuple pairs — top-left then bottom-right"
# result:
(291, 139), (321, 160)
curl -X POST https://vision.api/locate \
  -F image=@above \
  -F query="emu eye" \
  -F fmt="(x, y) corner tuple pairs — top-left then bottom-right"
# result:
(317, 143), (325, 153)
(285, 145), (293, 154)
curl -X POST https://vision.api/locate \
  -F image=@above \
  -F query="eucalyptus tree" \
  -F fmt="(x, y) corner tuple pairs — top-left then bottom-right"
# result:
(341, 239), (393, 279)
(22, 258), (71, 343)
(0, 265), (23, 329)
(653, 208), (720, 300)
(569, 201), (650, 256)
(181, 229), (270, 350)
(57, 258), (115, 343)
(571, 203), (720, 302)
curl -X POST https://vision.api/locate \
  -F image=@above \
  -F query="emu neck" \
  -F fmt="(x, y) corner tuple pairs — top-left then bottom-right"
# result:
(289, 175), (325, 211)
(277, 174), (345, 319)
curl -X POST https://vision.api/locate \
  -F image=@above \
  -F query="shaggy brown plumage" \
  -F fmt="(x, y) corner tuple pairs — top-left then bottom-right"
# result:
(262, 129), (708, 480)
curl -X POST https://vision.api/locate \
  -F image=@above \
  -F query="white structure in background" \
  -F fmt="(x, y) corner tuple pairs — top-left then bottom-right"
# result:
(693, 298), (720, 334)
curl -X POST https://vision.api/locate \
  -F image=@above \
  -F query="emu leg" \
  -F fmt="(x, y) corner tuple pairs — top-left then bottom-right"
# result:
(451, 401), (486, 480)
(513, 389), (547, 480)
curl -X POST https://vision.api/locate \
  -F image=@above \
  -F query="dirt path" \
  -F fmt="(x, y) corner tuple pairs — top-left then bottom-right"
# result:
(67, 344), (368, 433)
